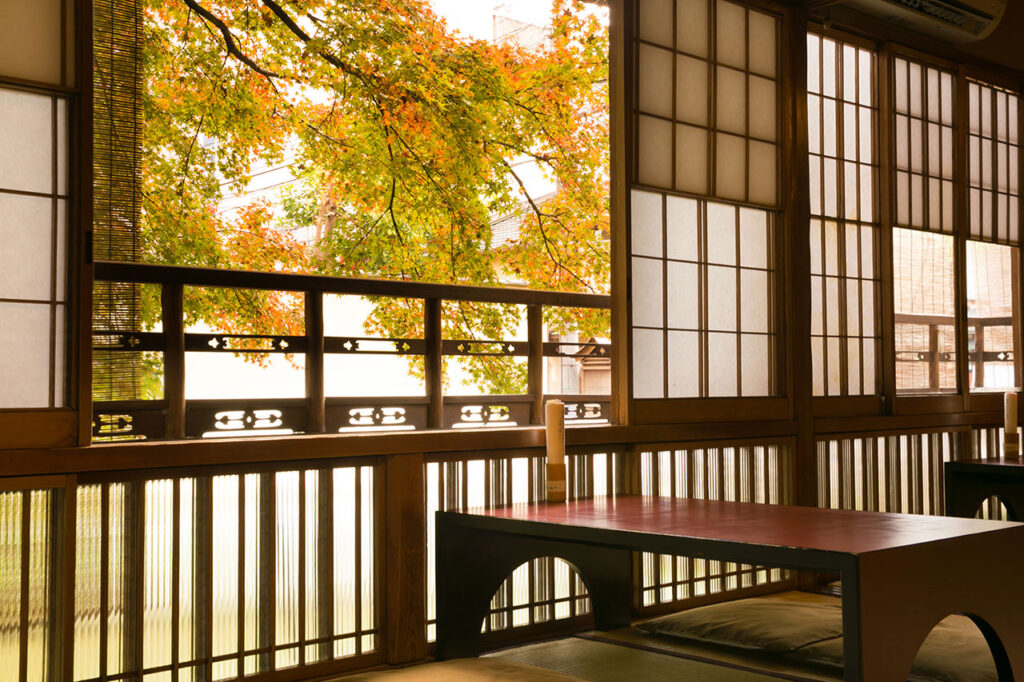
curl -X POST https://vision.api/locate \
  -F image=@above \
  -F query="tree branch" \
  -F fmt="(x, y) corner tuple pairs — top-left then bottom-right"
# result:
(182, 0), (281, 79)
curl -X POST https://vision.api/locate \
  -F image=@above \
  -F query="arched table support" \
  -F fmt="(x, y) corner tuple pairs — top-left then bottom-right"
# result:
(435, 517), (633, 660)
(945, 459), (1024, 520)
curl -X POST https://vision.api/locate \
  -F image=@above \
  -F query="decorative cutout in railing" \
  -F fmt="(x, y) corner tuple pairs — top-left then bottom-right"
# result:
(324, 337), (425, 354)
(190, 333), (304, 353)
(346, 406), (409, 427)
(443, 340), (529, 356)
(186, 399), (308, 438)
(563, 401), (606, 421)
(93, 331), (164, 351)
(91, 402), (166, 440)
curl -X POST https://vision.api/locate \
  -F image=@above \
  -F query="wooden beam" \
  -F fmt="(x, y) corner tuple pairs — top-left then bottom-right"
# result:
(782, 4), (815, 507)
(382, 453), (426, 665)
(95, 261), (610, 309)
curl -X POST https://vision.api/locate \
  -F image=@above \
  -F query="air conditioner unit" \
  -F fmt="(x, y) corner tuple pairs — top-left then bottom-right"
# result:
(844, 0), (1006, 43)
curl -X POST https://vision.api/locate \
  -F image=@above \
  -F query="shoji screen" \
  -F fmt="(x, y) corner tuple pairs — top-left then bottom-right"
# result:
(630, 0), (781, 408)
(807, 34), (880, 397)
(965, 80), (1020, 392)
(0, 0), (74, 412)
(0, 90), (69, 408)
(891, 57), (958, 394)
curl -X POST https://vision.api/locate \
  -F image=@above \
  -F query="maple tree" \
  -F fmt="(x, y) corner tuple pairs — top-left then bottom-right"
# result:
(141, 0), (610, 393)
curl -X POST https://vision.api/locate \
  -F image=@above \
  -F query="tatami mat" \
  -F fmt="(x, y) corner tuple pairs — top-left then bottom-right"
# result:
(487, 636), (800, 682)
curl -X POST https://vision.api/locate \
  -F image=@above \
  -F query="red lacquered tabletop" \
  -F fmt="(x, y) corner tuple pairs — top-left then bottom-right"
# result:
(456, 496), (1024, 555)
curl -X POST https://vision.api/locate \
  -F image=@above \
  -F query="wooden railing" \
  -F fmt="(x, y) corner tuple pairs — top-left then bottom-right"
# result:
(894, 312), (1015, 392)
(92, 261), (612, 441)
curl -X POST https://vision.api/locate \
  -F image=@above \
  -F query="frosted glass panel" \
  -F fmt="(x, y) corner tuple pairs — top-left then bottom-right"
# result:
(708, 332), (737, 396)
(740, 270), (769, 333)
(716, 66), (746, 134)
(667, 262), (699, 329)
(0, 0), (64, 85)
(741, 335), (770, 396)
(0, 89), (53, 194)
(666, 195), (699, 261)
(739, 208), (768, 268)
(640, 0), (675, 47)
(747, 10), (776, 78)
(706, 204), (735, 265)
(715, 1), (746, 69)
(707, 266), (736, 331)
(676, 55), (708, 126)
(638, 115), (673, 189)
(715, 133), (746, 200)
(0, 194), (53, 300)
(633, 329), (665, 399)
(668, 331), (700, 397)
(639, 44), (674, 119)
(675, 124), (708, 195)
(749, 77), (776, 141)
(0, 302), (51, 407)
(631, 257), (663, 328)
(748, 141), (777, 205)
(677, 0), (708, 57)
(631, 190), (663, 258)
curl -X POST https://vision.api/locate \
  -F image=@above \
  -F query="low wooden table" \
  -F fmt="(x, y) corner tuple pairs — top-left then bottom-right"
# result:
(435, 496), (1024, 681)
(946, 457), (1024, 520)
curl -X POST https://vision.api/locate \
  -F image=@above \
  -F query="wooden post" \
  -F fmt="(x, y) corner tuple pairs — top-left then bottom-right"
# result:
(383, 453), (426, 665)
(974, 323), (985, 389)
(878, 45), (897, 409)
(162, 283), (186, 439)
(929, 323), (941, 391)
(425, 299), (443, 429)
(528, 304), (544, 424)
(305, 292), (326, 433)
(781, 5), (814, 507)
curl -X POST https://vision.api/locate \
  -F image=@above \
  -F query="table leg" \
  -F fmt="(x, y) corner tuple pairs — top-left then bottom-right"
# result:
(945, 472), (1021, 520)
(435, 515), (633, 659)
(853, 537), (1024, 681)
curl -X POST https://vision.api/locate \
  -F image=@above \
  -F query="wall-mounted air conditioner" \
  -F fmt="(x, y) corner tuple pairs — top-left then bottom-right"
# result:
(844, 0), (1006, 43)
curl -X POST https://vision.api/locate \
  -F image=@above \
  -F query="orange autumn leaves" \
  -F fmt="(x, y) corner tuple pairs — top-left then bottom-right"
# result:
(143, 0), (608, 391)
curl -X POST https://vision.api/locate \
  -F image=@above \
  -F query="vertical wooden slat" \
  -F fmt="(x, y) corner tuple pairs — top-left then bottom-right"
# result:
(195, 476), (213, 682)
(305, 293), (325, 433)
(298, 472), (307, 665)
(171, 479), (180, 682)
(258, 473), (275, 673)
(58, 478), (77, 682)
(162, 283), (186, 440)
(19, 491), (30, 682)
(425, 299), (443, 429)
(237, 475), (246, 674)
(99, 485), (109, 679)
(316, 468), (333, 662)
